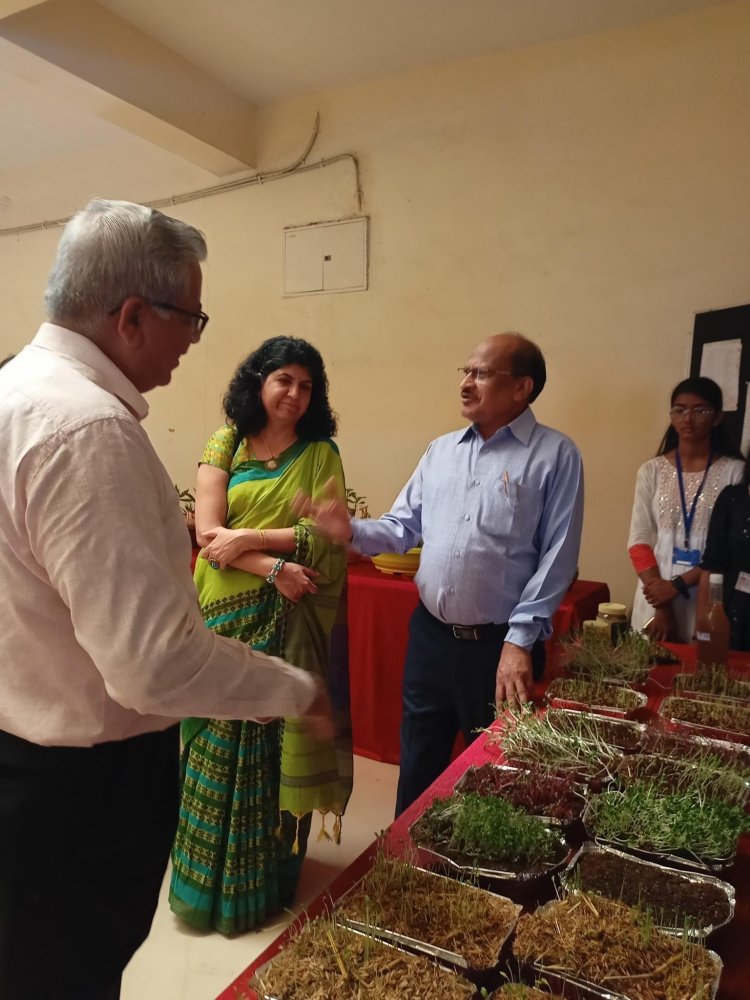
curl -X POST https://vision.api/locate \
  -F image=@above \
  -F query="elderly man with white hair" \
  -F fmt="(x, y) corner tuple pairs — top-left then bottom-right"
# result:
(0, 200), (330, 1000)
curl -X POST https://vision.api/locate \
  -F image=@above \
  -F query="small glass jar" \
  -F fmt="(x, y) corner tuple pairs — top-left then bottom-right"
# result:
(596, 602), (629, 645)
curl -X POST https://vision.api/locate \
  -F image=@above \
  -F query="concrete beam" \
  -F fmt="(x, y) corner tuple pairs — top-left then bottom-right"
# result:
(0, 0), (257, 174)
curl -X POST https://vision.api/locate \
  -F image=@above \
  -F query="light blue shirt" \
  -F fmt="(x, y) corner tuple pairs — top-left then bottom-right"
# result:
(351, 407), (584, 649)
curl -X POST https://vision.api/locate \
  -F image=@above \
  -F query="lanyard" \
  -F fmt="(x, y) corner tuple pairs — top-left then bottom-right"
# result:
(675, 449), (713, 549)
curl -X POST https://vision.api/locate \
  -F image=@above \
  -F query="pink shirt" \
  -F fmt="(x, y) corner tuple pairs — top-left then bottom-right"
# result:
(0, 324), (315, 746)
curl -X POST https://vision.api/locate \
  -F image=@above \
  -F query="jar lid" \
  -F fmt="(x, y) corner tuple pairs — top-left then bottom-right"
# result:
(598, 602), (627, 616)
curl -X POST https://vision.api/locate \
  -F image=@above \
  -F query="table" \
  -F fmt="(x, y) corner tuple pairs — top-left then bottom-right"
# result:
(217, 643), (750, 1000)
(347, 559), (610, 764)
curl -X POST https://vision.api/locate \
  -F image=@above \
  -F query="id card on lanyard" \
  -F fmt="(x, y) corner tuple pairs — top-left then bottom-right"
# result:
(672, 450), (712, 575)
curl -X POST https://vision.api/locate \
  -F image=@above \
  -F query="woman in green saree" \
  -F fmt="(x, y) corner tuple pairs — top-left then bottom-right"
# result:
(169, 336), (352, 934)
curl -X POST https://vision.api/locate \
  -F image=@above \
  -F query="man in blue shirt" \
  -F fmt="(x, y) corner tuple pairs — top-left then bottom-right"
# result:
(304, 332), (584, 813)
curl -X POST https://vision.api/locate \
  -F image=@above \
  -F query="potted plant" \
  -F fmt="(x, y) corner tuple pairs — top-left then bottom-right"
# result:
(174, 485), (197, 546)
(344, 487), (370, 563)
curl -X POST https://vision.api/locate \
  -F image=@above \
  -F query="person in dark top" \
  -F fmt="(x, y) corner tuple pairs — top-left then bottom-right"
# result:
(700, 453), (750, 651)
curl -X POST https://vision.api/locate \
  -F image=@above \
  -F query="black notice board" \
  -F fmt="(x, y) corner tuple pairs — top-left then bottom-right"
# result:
(690, 303), (750, 457)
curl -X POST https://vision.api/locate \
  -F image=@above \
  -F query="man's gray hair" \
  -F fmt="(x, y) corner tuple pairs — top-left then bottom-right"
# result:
(44, 199), (207, 337)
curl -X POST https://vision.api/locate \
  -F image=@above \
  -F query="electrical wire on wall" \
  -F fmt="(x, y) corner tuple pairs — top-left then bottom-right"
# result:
(0, 112), (363, 239)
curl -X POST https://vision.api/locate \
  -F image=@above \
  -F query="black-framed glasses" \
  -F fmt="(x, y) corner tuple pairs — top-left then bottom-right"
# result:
(109, 300), (209, 340)
(458, 366), (518, 383)
(669, 405), (715, 421)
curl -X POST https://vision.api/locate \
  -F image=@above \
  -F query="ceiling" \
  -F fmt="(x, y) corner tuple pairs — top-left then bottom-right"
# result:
(0, 0), (733, 205)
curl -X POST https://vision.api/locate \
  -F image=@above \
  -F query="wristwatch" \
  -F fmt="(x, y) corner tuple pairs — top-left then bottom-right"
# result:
(670, 575), (690, 599)
(265, 557), (285, 585)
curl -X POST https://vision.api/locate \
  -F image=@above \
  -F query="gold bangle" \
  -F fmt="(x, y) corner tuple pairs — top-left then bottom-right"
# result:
(257, 528), (267, 551)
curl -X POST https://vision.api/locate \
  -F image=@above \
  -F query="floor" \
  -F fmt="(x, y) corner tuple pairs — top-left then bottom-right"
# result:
(122, 754), (399, 1000)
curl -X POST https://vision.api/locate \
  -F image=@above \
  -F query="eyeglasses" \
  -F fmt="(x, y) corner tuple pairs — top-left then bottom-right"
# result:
(109, 300), (210, 341)
(458, 367), (517, 383)
(669, 405), (715, 421)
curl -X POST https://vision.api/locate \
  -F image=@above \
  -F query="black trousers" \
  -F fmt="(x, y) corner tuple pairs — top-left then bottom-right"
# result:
(395, 602), (545, 816)
(0, 725), (180, 1000)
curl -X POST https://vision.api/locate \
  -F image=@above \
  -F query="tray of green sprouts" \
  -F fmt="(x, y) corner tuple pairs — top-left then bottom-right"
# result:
(488, 707), (638, 790)
(583, 778), (750, 873)
(559, 629), (653, 686)
(659, 695), (750, 745)
(544, 677), (647, 719)
(673, 664), (750, 704)
(408, 791), (571, 892)
(641, 728), (750, 781)
(615, 752), (749, 808)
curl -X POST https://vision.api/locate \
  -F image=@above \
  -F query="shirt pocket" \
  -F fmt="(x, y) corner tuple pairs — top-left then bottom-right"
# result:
(479, 479), (543, 541)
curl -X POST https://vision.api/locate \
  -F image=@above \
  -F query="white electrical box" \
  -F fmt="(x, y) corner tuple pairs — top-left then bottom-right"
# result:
(284, 217), (368, 296)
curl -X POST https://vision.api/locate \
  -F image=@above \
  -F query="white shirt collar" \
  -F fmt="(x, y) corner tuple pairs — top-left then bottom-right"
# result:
(30, 322), (148, 420)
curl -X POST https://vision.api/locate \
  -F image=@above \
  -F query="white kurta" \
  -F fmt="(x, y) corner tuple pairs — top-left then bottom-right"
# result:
(628, 455), (744, 642)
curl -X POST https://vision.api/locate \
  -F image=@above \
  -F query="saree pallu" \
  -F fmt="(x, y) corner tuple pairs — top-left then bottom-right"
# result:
(168, 434), (352, 934)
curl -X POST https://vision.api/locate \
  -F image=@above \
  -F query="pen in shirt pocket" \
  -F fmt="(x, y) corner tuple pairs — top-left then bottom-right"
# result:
(502, 470), (510, 497)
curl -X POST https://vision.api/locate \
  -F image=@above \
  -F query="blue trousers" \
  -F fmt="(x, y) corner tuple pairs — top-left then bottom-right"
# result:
(395, 602), (545, 816)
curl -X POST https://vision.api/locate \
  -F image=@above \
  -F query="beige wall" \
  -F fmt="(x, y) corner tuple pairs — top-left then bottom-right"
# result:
(2, 0), (749, 609)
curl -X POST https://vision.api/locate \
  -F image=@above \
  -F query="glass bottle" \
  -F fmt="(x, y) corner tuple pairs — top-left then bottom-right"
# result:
(696, 573), (730, 668)
(596, 602), (629, 646)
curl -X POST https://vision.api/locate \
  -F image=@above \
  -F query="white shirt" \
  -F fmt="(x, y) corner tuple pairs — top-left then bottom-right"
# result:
(0, 324), (316, 747)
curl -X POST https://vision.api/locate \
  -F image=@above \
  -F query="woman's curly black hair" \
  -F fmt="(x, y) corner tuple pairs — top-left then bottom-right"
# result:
(224, 336), (337, 443)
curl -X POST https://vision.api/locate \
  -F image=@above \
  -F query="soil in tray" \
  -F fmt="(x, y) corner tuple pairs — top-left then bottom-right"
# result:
(617, 752), (748, 806)
(251, 917), (476, 999)
(575, 849), (732, 929)
(545, 677), (642, 713)
(662, 695), (750, 737)
(335, 855), (520, 969)
(642, 729), (750, 779)
(513, 893), (719, 1000)
(456, 765), (584, 822)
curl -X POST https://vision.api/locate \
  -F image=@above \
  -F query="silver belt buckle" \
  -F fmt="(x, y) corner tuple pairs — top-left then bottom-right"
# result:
(452, 624), (479, 640)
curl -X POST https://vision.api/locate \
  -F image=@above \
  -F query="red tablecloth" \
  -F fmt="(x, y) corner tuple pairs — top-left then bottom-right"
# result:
(347, 560), (610, 764)
(217, 644), (750, 1000)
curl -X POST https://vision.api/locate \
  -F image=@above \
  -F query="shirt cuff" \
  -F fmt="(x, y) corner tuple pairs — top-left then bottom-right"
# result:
(505, 624), (541, 649)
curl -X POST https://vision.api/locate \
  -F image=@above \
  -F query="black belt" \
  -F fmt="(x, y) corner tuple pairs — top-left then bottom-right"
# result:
(449, 622), (508, 641)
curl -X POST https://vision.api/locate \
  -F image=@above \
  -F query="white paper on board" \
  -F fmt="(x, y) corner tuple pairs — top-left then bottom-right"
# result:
(741, 383), (750, 457)
(699, 339), (742, 411)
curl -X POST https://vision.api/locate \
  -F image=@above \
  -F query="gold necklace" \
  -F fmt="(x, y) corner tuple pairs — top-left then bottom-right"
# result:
(260, 431), (295, 470)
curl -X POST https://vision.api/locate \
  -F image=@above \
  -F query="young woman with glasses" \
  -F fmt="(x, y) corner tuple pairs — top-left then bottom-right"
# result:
(627, 376), (744, 643)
